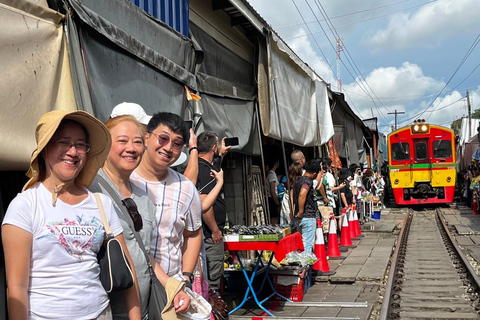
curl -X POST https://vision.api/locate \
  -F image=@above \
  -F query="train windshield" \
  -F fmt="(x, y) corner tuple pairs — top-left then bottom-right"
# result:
(391, 142), (410, 161)
(433, 140), (452, 159)
(415, 141), (428, 160)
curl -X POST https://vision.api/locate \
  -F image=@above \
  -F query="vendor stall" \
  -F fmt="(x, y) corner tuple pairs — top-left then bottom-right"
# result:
(224, 232), (304, 317)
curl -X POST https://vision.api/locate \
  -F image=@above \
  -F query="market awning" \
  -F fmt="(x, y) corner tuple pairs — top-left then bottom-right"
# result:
(258, 32), (333, 147)
(0, 1), (76, 170)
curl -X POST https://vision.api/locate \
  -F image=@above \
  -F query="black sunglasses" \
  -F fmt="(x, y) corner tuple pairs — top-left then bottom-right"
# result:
(122, 198), (143, 232)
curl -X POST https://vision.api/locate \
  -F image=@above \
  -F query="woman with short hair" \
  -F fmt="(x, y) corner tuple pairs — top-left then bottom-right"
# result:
(89, 115), (190, 319)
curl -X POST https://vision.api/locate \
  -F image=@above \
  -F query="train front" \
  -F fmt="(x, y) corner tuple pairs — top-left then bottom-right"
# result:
(387, 120), (456, 205)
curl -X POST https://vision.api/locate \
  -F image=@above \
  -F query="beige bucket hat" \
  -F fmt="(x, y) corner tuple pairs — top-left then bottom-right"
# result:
(23, 110), (112, 191)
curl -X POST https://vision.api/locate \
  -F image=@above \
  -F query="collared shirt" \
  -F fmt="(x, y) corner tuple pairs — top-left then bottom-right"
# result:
(131, 168), (202, 277)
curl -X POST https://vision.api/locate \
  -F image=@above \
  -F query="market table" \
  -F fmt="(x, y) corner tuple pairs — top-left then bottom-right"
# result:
(224, 232), (304, 317)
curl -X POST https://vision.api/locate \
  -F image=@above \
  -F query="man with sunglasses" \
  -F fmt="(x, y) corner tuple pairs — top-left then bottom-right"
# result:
(196, 131), (231, 293)
(131, 112), (203, 287)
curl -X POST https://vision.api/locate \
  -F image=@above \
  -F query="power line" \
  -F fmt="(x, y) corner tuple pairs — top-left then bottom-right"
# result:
(310, 0), (391, 125)
(290, 0), (368, 117)
(423, 97), (465, 112)
(276, 0), (414, 29)
(400, 33), (480, 125)
(289, 0), (338, 84)
(284, 1), (437, 40)
(443, 63), (480, 96)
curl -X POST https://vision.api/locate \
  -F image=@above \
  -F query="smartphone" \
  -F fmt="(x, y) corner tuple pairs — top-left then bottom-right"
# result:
(185, 120), (193, 129)
(224, 137), (239, 147)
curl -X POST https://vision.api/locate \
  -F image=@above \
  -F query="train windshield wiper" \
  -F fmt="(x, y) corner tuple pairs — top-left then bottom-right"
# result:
(434, 133), (445, 151)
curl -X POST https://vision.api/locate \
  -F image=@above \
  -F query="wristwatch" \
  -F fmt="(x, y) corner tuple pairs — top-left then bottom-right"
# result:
(182, 271), (194, 283)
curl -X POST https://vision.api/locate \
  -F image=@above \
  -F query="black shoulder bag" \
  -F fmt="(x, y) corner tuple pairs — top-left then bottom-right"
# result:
(94, 193), (134, 293)
(96, 176), (167, 319)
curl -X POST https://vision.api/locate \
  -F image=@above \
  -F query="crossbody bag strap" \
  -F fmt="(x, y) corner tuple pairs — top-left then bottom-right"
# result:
(95, 175), (152, 267)
(94, 193), (112, 236)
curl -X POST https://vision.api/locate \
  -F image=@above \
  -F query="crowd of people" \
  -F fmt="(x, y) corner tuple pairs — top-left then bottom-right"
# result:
(268, 150), (386, 253)
(2, 104), (386, 319)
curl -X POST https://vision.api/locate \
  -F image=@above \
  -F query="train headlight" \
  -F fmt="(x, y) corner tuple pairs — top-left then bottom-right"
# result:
(414, 125), (419, 131)
(394, 179), (399, 185)
(446, 177), (451, 182)
(421, 125), (428, 131)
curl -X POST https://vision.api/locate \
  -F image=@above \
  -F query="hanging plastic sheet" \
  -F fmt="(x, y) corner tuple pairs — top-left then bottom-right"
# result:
(66, 0), (196, 120)
(258, 33), (333, 147)
(189, 22), (260, 155)
(0, 1), (76, 170)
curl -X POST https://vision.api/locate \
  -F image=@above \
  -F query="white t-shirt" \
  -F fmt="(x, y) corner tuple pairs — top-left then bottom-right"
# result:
(266, 170), (279, 198)
(325, 172), (336, 208)
(2, 183), (122, 320)
(326, 172), (335, 189)
(131, 168), (202, 277)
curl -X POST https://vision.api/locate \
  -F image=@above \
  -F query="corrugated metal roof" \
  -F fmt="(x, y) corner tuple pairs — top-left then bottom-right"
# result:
(129, 0), (189, 36)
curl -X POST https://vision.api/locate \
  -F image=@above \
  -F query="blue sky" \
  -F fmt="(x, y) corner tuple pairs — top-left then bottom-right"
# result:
(248, 0), (480, 134)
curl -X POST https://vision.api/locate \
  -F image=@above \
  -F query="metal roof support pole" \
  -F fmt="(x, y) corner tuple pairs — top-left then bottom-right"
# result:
(253, 100), (269, 225)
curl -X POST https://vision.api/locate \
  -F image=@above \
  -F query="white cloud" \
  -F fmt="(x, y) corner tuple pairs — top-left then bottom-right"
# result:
(368, 0), (480, 50)
(344, 62), (443, 106)
(342, 62), (452, 130)
(425, 91), (467, 125)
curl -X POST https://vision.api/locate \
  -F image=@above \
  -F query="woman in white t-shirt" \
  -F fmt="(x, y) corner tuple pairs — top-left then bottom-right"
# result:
(2, 110), (141, 320)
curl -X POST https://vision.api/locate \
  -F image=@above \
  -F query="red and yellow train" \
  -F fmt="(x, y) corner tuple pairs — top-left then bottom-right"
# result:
(387, 120), (456, 205)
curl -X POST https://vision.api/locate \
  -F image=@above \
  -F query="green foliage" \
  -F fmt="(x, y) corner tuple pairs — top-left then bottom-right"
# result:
(450, 109), (480, 135)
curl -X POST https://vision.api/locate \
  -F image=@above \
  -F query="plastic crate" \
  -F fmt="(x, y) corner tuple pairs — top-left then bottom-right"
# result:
(272, 275), (305, 302)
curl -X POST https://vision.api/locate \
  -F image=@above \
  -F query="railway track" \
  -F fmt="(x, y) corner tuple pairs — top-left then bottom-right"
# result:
(379, 208), (480, 319)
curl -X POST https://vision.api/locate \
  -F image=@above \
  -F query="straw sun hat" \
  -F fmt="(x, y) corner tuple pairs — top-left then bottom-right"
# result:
(23, 110), (112, 192)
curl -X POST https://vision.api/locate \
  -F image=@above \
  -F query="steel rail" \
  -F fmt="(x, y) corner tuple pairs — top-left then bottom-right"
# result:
(436, 208), (480, 291)
(378, 210), (411, 320)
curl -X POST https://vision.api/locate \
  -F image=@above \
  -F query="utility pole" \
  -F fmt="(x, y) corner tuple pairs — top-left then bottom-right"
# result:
(467, 90), (471, 139)
(336, 38), (343, 92)
(388, 110), (405, 131)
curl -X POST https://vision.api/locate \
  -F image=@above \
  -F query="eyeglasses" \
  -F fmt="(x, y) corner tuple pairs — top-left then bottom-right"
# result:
(51, 139), (91, 153)
(149, 132), (184, 151)
(122, 198), (143, 232)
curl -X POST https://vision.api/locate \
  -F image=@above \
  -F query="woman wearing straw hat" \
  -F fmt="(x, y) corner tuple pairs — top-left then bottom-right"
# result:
(89, 115), (190, 319)
(2, 110), (140, 320)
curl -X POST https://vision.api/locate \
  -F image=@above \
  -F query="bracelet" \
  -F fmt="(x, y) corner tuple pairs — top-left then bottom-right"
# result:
(182, 271), (194, 282)
(189, 147), (198, 154)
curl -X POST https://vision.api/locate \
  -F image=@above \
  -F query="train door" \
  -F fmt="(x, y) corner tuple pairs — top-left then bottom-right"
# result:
(413, 138), (430, 181)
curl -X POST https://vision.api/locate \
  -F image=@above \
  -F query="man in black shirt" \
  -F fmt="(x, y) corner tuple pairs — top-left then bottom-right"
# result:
(196, 131), (230, 291)
(293, 160), (322, 253)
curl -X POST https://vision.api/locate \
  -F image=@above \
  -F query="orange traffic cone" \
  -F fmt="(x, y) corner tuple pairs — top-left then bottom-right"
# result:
(340, 209), (356, 249)
(327, 214), (344, 260)
(313, 219), (335, 275)
(353, 205), (363, 237)
(348, 206), (358, 240)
